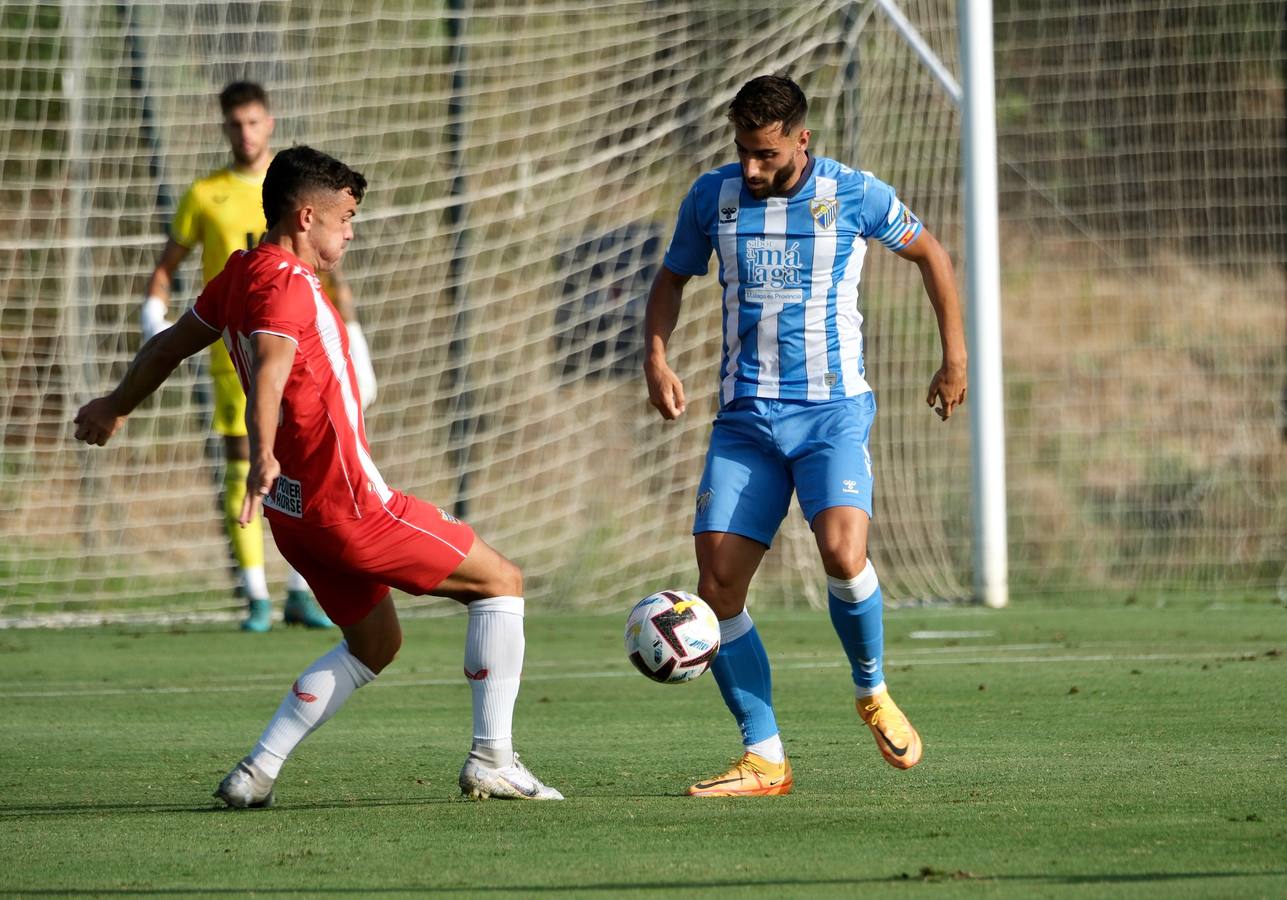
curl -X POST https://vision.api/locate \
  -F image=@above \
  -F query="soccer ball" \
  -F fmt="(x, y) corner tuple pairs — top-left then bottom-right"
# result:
(624, 590), (721, 684)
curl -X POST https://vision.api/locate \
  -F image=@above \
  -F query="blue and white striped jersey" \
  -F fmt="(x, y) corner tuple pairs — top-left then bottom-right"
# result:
(663, 155), (922, 406)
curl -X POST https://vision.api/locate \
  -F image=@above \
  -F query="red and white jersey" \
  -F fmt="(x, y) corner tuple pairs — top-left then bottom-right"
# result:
(192, 242), (391, 525)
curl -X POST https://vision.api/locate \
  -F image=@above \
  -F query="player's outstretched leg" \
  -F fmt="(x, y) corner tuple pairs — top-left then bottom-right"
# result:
(828, 560), (922, 769)
(214, 597), (396, 808)
(688, 608), (793, 797)
(437, 538), (562, 800)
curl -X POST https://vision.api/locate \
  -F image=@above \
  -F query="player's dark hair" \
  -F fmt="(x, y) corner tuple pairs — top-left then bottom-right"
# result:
(728, 74), (808, 134)
(219, 81), (269, 114)
(262, 145), (367, 229)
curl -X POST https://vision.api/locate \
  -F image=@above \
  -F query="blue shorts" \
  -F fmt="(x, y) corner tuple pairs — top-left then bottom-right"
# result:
(693, 394), (876, 547)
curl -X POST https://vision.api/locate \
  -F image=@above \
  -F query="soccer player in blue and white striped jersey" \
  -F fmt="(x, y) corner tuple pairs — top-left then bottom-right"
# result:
(645, 74), (968, 796)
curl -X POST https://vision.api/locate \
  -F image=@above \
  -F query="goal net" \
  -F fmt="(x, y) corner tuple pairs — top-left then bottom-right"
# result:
(1, 1), (1282, 625)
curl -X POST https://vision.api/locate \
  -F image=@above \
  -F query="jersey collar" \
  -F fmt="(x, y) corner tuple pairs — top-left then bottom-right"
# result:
(257, 241), (316, 275)
(227, 166), (268, 186)
(780, 152), (815, 200)
(744, 152), (815, 202)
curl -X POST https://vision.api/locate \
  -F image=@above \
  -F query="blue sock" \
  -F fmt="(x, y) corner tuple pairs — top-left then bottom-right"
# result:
(709, 610), (778, 745)
(827, 561), (885, 694)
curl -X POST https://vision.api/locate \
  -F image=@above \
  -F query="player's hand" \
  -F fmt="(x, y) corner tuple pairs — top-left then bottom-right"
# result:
(140, 297), (172, 344)
(239, 455), (280, 526)
(645, 357), (687, 420)
(926, 360), (968, 421)
(73, 397), (127, 447)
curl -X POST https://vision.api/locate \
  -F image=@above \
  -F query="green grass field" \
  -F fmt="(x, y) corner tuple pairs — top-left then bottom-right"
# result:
(1, 596), (1284, 898)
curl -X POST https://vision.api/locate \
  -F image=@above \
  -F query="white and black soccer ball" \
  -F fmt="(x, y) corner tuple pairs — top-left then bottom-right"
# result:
(624, 590), (721, 684)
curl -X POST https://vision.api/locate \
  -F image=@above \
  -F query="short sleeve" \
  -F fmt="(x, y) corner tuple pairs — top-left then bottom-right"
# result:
(662, 187), (712, 277)
(191, 265), (227, 333)
(247, 269), (317, 345)
(170, 184), (202, 249)
(858, 173), (923, 251)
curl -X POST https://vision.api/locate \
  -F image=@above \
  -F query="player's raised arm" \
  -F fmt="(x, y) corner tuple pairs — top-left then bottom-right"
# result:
(238, 331), (297, 526)
(894, 229), (968, 421)
(74, 311), (219, 447)
(643, 265), (692, 420)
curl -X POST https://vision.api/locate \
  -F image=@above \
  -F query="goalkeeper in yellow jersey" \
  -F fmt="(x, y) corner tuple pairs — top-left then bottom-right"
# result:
(140, 81), (378, 631)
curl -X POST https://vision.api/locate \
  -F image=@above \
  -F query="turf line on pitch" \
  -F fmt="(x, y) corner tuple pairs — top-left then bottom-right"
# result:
(0, 647), (1256, 699)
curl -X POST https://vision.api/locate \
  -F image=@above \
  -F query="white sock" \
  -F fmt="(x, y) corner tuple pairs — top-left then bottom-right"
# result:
(250, 641), (376, 779)
(241, 566), (269, 601)
(719, 608), (755, 642)
(464, 595), (525, 769)
(856, 680), (887, 700)
(746, 733), (785, 764)
(285, 568), (310, 593)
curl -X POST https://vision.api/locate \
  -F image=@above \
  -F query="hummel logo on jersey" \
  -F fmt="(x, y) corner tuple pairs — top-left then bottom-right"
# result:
(720, 205), (738, 223)
(696, 488), (714, 514)
(843, 480), (859, 495)
(292, 681), (318, 703)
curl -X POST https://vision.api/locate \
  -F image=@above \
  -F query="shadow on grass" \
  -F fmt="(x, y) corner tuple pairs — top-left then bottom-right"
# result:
(8, 871), (1287, 894)
(0, 796), (461, 818)
(0, 790), (700, 818)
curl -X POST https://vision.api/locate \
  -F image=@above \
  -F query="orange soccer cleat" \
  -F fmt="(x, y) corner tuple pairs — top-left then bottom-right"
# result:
(688, 751), (793, 797)
(857, 688), (923, 769)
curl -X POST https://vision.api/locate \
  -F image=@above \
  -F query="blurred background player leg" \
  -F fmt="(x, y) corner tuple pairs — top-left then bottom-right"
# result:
(212, 363), (272, 632)
(283, 568), (332, 628)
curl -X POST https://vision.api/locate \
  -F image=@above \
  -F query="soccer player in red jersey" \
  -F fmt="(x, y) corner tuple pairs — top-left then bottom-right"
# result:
(74, 146), (562, 805)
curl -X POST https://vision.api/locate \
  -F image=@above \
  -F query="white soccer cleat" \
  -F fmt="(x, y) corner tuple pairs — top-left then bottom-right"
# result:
(214, 757), (276, 809)
(459, 755), (564, 800)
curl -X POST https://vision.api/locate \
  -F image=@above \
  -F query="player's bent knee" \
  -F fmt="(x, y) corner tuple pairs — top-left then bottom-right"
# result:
(342, 599), (402, 673)
(348, 639), (399, 674)
(704, 596), (747, 621)
(818, 542), (868, 580)
(352, 628), (401, 673)
(698, 561), (750, 595)
(696, 577), (748, 620)
(495, 556), (523, 598)
(441, 551), (523, 603)
(470, 556), (522, 601)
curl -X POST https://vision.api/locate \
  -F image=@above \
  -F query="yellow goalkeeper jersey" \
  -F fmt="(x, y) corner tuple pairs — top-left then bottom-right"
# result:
(170, 166), (268, 375)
